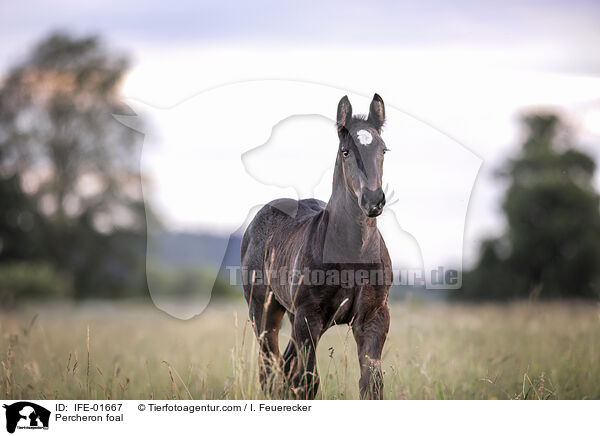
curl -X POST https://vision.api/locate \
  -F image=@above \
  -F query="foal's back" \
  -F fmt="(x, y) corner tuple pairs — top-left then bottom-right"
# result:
(241, 197), (326, 308)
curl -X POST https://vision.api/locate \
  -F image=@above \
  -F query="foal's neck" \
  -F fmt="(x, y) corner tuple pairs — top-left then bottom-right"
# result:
(323, 157), (380, 263)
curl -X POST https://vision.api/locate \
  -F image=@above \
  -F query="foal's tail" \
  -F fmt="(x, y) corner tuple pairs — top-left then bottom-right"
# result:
(240, 223), (253, 267)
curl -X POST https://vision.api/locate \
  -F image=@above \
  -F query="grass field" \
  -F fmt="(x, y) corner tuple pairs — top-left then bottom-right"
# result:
(1, 300), (599, 400)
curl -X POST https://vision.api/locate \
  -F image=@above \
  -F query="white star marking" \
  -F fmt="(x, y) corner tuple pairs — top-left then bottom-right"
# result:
(356, 129), (373, 145)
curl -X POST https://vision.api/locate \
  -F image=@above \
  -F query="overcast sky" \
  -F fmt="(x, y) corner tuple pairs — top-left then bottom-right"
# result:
(2, 0), (600, 73)
(2, 0), (600, 267)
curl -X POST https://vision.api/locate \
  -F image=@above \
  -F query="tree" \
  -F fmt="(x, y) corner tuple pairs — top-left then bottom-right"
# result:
(0, 32), (148, 298)
(461, 113), (600, 300)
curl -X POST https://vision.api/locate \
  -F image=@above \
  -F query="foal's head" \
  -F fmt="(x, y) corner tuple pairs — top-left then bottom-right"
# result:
(336, 94), (388, 217)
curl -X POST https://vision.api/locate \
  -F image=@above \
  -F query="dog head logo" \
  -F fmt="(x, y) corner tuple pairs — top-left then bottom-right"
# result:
(3, 402), (50, 433)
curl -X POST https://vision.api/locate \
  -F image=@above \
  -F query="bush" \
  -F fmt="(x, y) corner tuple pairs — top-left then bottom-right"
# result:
(0, 262), (73, 308)
(146, 264), (241, 301)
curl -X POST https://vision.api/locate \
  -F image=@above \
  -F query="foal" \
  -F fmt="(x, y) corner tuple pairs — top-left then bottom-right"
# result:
(241, 94), (391, 399)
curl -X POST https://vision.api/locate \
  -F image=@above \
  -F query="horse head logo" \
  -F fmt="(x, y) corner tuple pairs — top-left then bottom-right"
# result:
(3, 402), (50, 433)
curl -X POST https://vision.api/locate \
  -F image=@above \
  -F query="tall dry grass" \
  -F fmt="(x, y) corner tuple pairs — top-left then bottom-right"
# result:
(1, 300), (599, 400)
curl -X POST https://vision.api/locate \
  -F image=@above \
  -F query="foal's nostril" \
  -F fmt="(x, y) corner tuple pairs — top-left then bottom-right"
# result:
(367, 206), (382, 217)
(361, 189), (386, 216)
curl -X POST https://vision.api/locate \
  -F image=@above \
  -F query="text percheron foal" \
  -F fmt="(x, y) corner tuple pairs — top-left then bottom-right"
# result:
(241, 94), (392, 399)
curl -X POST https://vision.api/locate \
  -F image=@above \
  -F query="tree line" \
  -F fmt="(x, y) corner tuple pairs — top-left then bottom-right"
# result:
(1, 32), (599, 304)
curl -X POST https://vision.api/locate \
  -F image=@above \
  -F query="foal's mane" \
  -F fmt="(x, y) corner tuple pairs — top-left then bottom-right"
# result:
(337, 114), (369, 138)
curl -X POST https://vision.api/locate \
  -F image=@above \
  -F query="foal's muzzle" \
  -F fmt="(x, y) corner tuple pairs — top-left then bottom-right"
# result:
(360, 188), (386, 217)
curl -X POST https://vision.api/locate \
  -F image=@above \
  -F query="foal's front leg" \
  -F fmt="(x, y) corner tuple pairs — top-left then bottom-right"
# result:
(352, 304), (390, 399)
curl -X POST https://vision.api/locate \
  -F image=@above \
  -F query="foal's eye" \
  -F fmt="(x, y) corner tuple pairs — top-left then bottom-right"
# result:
(342, 150), (350, 158)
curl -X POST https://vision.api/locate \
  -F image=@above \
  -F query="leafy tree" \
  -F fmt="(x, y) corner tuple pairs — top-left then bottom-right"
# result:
(461, 114), (600, 300)
(0, 32), (148, 298)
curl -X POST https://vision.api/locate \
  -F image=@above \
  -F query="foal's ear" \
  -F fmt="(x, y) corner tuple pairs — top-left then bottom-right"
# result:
(337, 95), (353, 134)
(368, 93), (385, 132)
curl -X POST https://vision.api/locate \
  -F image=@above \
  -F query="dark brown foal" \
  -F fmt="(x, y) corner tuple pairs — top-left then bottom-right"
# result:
(241, 94), (392, 399)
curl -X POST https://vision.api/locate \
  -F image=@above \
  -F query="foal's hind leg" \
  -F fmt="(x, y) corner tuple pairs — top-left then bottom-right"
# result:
(247, 288), (286, 395)
(281, 312), (297, 391)
(281, 312), (296, 369)
(285, 308), (323, 399)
